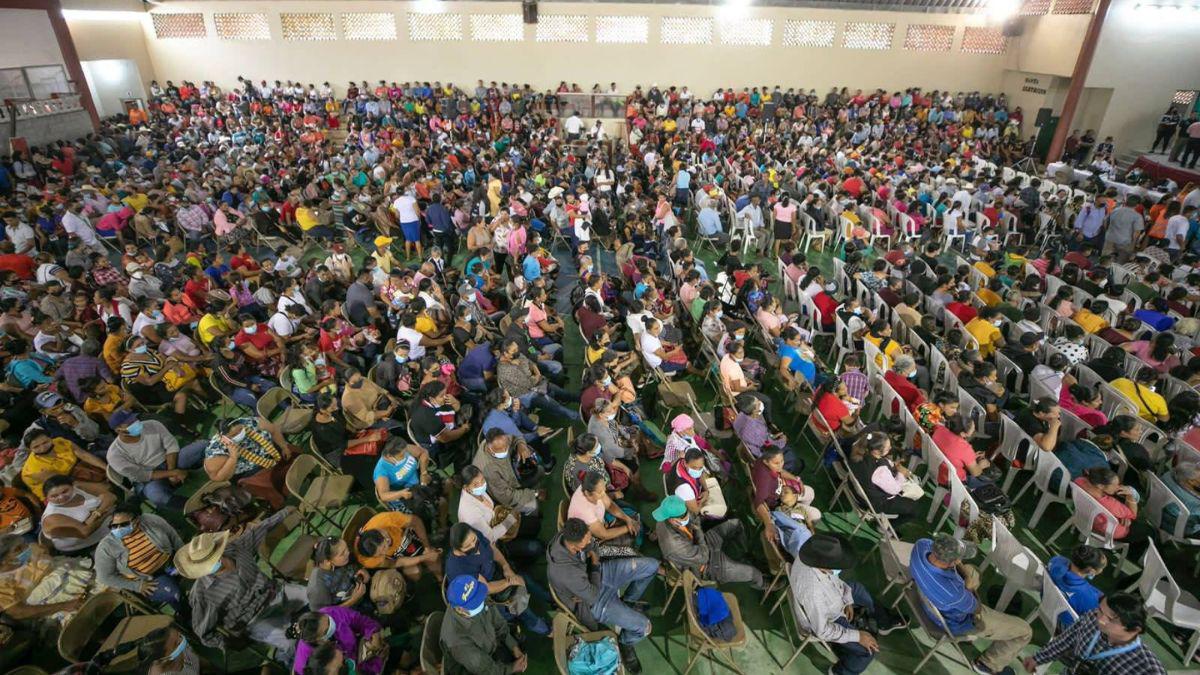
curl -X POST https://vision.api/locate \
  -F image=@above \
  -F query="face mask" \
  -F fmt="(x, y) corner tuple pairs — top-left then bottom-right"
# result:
(166, 636), (188, 662)
(395, 354), (408, 364)
(229, 430), (247, 444)
(992, 320), (1003, 327)
(111, 524), (135, 539)
(715, 311), (723, 319)
(502, 398), (513, 411)
(133, 345), (149, 354)
(687, 467), (704, 478)
(125, 421), (144, 437)
(314, 356), (327, 367)
(1085, 572), (1097, 580)
(591, 442), (602, 457)
(908, 370), (917, 380)
(151, 310), (163, 321)
(15, 548), (32, 565)
(464, 602), (485, 617)
(831, 569), (842, 578)
(470, 482), (488, 496)
(323, 617), (338, 639)
(494, 450), (509, 459)
(677, 517), (690, 527)
(132, 272), (144, 280)
(243, 325), (258, 335)
(210, 560), (222, 575)
(852, 308), (862, 316)
(734, 334), (745, 341)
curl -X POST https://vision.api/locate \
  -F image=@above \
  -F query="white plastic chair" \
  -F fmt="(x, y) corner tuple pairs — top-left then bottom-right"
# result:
(995, 415), (1037, 494)
(926, 444), (980, 539)
(1133, 541), (1200, 664)
(1011, 446), (1073, 529)
(1048, 485), (1130, 571)
(798, 212), (826, 253)
(1145, 472), (1200, 548)
(1038, 571), (1078, 634)
(979, 519), (1045, 614)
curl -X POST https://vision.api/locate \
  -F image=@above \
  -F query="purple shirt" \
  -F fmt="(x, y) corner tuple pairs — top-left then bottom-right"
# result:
(292, 605), (383, 675)
(55, 354), (113, 402)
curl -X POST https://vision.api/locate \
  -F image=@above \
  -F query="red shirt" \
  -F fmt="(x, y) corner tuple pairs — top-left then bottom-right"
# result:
(0, 253), (36, 280)
(945, 302), (978, 326)
(233, 325), (274, 355)
(183, 278), (209, 310)
(230, 254), (260, 272)
(813, 292), (838, 328)
(933, 425), (976, 485)
(1072, 477), (1134, 539)
(884, 369), (926, 412)
(816, 392), (850, 433)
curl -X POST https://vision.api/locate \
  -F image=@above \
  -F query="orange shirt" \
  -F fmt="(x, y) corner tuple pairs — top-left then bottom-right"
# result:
(354, 512), (415, 569)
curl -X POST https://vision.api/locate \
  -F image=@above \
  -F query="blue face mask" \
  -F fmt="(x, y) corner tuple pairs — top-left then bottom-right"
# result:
(166, 636), (188, 661)
(111, 524), (135, 539)
(243, 325), (258, 335)
(314, 356), (327, 367)
(210, 560), (222, 575)
(677, 517), (690, 527)
(125, 421), (144, 437)
(323, 617), (337, 640)
(686, 467), (704, 478)
(493, 450), (509, 460)
(133, 345), (149, 354)
(831, 569), (842, 578)
(464, 602), (485, 617)
(470, 482), (488, 497)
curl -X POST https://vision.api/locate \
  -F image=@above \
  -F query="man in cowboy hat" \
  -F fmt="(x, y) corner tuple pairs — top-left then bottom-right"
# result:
(652, 495), (764, 590)
(789, 534), (906, 675)
(439, 574), (527, 674)
(175, 505), (305, 663)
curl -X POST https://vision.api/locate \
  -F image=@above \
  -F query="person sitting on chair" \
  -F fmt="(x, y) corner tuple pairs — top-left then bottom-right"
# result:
(1022, 593), (1166, 674)
(440, 574), (529, 675)
(789, 533), (907, 675)
(652, 495), (764, 590)
(94, 501), (185, 611)
(910, 533), (1033, 675)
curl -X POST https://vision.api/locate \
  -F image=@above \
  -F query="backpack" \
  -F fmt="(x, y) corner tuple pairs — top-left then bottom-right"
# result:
(968, 481), (1012, 516)
(695, 587), (737, 641)
(567, 636), (620, 675)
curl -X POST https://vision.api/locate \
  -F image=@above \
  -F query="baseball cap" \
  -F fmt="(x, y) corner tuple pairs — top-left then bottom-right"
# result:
(652, 495), (688, 522)
(34, 391), (63, 409)
(931, 533), (978, 562)
(1019, 331), (1045, 346)
(446, 574), (487, 612)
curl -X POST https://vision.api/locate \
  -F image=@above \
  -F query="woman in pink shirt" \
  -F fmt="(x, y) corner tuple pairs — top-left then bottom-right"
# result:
(931, 414), (992, 488)
(1121, 332), (1181, 374)
(1072, 466), (1137, 541)
(1059, 383), (1109, 428)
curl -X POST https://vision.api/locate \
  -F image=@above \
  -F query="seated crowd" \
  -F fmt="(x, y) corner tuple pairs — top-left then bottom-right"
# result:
(0, 75), (1198, 675)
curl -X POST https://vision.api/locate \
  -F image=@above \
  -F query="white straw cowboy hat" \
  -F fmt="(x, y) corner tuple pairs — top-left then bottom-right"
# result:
(174, 530), (231, 579)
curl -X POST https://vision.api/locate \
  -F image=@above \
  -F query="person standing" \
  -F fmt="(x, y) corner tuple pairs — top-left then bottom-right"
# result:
(1180, 116), (1200, 170)
(1152, 107), (1180, 154)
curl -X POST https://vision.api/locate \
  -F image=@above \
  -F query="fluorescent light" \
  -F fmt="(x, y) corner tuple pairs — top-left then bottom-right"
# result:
(62, 9), (146, 22)
(411, 0), (445, 14)
(986, 0), (1021, 19)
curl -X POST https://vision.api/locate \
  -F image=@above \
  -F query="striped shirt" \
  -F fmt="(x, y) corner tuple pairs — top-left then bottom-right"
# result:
(1032, 609), (1166, 674)
(120, 351), (165, 386)
(203, 417), (282, 477)
(121, 529), (169, 575)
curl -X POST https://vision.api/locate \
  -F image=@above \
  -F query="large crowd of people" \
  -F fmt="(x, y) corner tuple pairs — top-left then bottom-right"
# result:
(0, 75), (1199, 675)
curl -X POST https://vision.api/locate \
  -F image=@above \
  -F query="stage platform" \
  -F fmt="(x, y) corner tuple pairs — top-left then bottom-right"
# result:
(1130, 152), (1200, 186)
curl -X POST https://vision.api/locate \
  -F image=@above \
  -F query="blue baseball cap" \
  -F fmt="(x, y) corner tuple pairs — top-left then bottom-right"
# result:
(447, 574), (487, 612)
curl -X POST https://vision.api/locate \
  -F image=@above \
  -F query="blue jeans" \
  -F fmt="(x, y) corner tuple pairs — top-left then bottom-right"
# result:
(518, 387), (580, 422)
(138, 440), (207, 507)
(829, 581), (886, 675)
(231, 375), (275, 409)
(147, 573), (184, 611)
(591, 556), (658, 644)
(535, 358), (564, 377)
(460, 376), (488, 394)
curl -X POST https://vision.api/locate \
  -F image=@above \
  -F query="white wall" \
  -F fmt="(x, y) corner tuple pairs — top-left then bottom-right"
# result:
(81, 58), (146, 117)
(0, 9), (64, 70)
(66, 15), (156, 97)
(1084, 0), (1200, 152)
(136, 1), (1014, 96)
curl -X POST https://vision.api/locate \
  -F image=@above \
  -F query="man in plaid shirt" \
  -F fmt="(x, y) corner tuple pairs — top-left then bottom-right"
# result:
(1023, 594), (1166, 674)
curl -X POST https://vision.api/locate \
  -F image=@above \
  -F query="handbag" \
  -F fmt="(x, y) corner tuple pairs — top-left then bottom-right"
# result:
(968, 481), (1012, 516)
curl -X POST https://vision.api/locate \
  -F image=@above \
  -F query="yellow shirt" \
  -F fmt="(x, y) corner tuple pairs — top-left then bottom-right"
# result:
(122, 193), (149, 213)
(965, 317), (1003, 357)
(977, 288), (1002, 307)
(296, 207), (318, 232)
(864, 333), (903, 368)
(973, 261), (996, 279)
(414, 314), (437, 337)
(1073, 309), (1109, 334)
(1111, 378), (1167, 422)
(20, 439), (78, 500)
(372, 250), (397, 274)
(197, 313), (233, 346)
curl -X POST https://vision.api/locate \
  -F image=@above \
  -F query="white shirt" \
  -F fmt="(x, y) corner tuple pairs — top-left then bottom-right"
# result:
(639, 331), (664, 368)
(564, 115), (583, 135)
(1165, 215), (1190, 250)
(268, 311), (296, 337)
(8, 222), (36, 255)
(393, 194), (420, 223)
(62, 211), (98, 246)
(396, 325), (427, 359)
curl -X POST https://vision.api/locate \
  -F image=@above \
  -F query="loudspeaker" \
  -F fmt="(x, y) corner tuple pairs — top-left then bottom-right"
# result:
(1001, 17), (1025, 37)
(1035, 107), (1052, 127)
(523, 0), (538, 24)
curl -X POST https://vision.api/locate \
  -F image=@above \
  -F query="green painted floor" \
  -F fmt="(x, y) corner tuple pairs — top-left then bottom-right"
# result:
(41, 235), (1200, 675)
